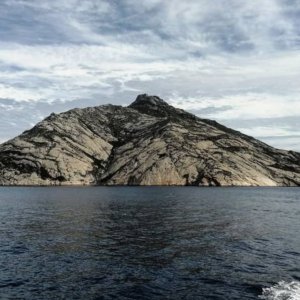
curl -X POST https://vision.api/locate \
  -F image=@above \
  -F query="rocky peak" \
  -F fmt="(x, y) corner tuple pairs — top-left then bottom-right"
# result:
(130, 94), (168, 107)
(128, 94), (176, 118)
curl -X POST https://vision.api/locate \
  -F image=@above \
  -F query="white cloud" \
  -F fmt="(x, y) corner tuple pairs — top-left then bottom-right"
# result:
(260, 136), (300, 151)
(0, 0), (300, 150)
(237, 126), (300, 138)
(170, 92), (300, 120)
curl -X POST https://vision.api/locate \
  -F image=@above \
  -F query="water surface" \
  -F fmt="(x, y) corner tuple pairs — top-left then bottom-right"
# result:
(0, 187), (299, 299)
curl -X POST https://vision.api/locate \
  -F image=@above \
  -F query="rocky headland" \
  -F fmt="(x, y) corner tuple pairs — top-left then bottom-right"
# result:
(0, 94), (300, 186)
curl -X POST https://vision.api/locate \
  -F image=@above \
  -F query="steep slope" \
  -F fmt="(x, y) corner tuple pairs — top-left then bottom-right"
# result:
(0, 94), (300, 186)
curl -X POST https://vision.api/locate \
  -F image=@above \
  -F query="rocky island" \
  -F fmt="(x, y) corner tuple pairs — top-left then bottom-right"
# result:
(0, 94), (299, 186)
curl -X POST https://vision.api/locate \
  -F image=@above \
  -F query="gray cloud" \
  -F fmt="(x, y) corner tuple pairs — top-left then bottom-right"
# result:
(0, 0), (300, 151)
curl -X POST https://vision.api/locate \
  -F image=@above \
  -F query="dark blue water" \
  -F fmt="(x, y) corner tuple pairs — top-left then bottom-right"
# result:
(0, 187), (299, 300)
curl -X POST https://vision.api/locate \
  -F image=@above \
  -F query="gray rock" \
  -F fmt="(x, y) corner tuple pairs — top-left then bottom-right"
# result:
(0, 94), (300, 186)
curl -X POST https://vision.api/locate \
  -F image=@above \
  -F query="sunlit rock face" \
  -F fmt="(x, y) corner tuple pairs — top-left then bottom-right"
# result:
(0, 94), (300, 186)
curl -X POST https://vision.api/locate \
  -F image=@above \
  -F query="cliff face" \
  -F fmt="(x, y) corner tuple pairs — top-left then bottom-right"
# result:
(0, 94), (300, 186)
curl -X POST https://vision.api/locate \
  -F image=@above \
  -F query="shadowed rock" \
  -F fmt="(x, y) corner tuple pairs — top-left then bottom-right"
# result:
(0, 94), (300, 186)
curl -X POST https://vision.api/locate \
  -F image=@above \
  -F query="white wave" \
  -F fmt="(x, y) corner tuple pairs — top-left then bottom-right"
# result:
(259, 281), (300, 300)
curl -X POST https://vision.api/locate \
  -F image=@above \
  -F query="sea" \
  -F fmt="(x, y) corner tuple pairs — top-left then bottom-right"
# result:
(0, 187), (299, 300)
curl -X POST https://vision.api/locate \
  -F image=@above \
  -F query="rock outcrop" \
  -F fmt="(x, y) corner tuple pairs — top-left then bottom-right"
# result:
(0, 94), (300, 186)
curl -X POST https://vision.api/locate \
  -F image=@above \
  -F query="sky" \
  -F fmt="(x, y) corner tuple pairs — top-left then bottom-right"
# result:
(0, 0), (300, 151)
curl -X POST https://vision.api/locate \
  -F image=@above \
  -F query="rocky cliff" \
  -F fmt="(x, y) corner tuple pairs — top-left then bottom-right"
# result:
(0, 94), (300, 186)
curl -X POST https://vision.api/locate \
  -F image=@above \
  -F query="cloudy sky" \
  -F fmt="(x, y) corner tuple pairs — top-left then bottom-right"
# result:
(1, 0), (300, 151)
